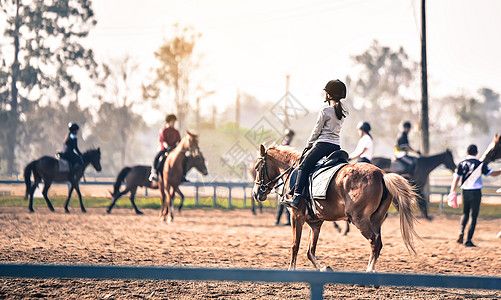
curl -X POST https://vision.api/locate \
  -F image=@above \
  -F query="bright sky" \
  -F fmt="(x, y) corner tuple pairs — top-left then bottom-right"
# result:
(86, 0), (501, 120)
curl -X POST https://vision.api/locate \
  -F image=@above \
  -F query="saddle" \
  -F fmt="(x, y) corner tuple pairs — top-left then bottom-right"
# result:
(55, 152), (70, 173)
(288, 150), (349, 201)
(391, 156), (417, 175)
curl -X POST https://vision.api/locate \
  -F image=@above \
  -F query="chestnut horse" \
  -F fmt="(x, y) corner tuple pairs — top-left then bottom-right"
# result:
(480, 133), (501, 164)
(107, 153), (208, 214)
(159, 131), (201, 223)
(252, 144), (419, 272)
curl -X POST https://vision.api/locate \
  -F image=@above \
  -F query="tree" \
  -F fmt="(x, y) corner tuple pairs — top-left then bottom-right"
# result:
(87, 102), (147, 174)
(0, 0), (98, 175)
(95, 54), (145, 167)
(143, 24), (202, 131)
(346, 40), (420, 150)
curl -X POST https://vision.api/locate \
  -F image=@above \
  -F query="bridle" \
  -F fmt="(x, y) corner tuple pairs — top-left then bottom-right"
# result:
(254, 147), (307, 197)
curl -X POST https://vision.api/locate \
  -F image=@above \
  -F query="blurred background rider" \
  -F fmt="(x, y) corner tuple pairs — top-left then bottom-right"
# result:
(394, 121), (421, 173)
(149, 114), (181, 182)
(59, 122), (83, 181)
(349, 121), (373, 163)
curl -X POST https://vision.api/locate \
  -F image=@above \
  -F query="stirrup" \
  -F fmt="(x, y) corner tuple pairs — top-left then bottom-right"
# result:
(281, 193), (301, 209)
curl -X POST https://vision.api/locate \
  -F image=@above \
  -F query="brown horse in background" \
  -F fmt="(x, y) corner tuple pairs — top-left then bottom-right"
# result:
(107, 153), (208, 214)
(480, 133), (501, 164)
(252, 145), (419, 272)
(159, 131), (201, 223)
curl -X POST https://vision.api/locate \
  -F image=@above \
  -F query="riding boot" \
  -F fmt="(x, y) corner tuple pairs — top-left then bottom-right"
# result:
(281, 192), (302, 208)
(69, 163), (79, 182)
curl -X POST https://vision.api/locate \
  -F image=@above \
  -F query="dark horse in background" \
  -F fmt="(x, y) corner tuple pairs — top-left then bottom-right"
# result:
(24, 148), (102, 213)
(372, 150), (456, 220)
(107, 152), (208, 214)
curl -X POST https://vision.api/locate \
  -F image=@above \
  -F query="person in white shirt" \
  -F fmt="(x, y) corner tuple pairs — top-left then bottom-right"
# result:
(448, 144), (501, 247)
(350, 121), (373, 163)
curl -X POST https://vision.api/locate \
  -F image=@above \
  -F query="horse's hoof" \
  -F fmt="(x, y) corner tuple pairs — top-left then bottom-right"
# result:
(65, 208), (70, 214)
(320, 266), (333, 272)
(106, 209), (111, 214)
(135, 210), (144, 215)
(29, 208), (35, 213)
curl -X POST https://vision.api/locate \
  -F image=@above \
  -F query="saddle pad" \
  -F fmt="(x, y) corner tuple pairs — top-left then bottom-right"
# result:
(310, 163), (347, 200)
(58, 159), (70, 173)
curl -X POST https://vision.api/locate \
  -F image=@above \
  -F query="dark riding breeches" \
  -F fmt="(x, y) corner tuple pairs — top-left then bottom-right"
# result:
(293, 142), (341, 196)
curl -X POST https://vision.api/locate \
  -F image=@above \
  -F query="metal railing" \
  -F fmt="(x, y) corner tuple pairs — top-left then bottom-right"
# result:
(0, 263), (499, 299)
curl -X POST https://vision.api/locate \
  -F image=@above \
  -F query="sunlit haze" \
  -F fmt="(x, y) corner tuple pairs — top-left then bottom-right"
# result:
(85, 0), (501, 122)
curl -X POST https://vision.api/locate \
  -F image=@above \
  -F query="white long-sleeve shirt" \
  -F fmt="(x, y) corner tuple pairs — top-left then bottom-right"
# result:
(307, 106), (344, 147)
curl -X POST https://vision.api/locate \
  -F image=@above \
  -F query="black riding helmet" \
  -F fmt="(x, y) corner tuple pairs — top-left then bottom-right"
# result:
(68, 122), (79, 132)
(357, 121), (371, 133)
(284, 129), (295, 136)
(324, 79), (346, 101)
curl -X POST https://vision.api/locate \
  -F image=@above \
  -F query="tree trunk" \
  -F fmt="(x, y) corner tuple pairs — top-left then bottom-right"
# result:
(7, 0), (21, 175)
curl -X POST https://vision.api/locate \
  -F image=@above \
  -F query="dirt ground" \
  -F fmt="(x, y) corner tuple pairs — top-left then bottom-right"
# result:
(1, 206), (500, 299)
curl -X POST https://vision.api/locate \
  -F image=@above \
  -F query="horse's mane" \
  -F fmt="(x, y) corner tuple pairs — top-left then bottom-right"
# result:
(267, 145), (301, 162)
(83, 148), (100, 155)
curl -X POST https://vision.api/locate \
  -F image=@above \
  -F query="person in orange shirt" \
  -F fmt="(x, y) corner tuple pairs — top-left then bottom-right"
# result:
(149, 114), (181, 182)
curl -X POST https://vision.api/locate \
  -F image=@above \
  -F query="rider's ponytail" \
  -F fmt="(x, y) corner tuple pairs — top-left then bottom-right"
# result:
(333, 99), (348, 120)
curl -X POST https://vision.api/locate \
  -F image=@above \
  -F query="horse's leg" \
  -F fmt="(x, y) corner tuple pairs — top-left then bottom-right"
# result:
(106, 188), (130, 214)
(288, 208), (305, 271)
(159, 181), (167, 221)
(418, 190), (432, 221)
(251, 198), (256, 215)
(167, 186), (176, 223)
(74, 184), (86, 213)
(306, 220), (328, 271)
(41, 181), (55, 212)
(129, 187), (143, 215)
(28, 176), (41, 213)
(64, 185), (74, 213)
(343, 220), (350, 236)
(175, 186), (184, 213)
(333, 222), (341, 233)
(355, 219), (382, 272)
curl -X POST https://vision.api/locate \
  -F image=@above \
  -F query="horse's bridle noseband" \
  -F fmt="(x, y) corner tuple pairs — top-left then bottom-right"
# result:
(254, 148), (301, 197)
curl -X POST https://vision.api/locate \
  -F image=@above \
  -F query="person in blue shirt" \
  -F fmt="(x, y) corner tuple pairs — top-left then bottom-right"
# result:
(448, 144), (501, 247)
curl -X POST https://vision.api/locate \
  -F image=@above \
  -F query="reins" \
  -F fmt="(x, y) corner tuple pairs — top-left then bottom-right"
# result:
(255, 147), (308, 197)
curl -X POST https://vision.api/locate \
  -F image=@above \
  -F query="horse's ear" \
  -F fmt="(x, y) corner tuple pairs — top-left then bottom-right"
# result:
(260, 144), (266, 157)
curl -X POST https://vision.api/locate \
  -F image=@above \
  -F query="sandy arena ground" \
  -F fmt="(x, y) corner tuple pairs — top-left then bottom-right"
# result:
(1, 206), (501, 299)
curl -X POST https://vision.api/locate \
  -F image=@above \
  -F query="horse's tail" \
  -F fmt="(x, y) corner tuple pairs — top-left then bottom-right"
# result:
(24, 161), (37, 200)
(111, 167), (131, 197)
(382, 172), (420, 254)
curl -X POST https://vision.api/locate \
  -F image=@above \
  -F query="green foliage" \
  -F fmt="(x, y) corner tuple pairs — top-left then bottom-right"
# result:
(0, 196), (278, 210)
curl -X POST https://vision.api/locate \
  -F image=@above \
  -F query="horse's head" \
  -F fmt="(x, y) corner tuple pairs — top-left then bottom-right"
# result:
(182, 130), (200, 156)
(480, 134), (501, 164)
(444, 149), (457, 171)
(84, 148), (102, 172)
(252, 144), (281, 202)
(186, 150), (208, 176)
